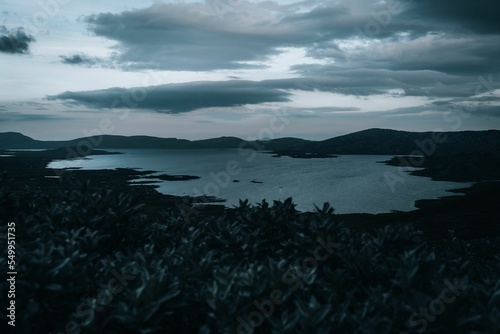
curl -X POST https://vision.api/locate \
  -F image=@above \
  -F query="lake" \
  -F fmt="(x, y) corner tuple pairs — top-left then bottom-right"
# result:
(48, 149), (471, 214)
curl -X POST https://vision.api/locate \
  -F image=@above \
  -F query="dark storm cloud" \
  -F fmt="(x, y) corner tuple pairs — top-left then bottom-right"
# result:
(48, 68), (493, 115)
(81, 1), (414, 71)
(427, 99), (500, 118)
(447, 104), (499, 118)
(80, 1), (500, 80)
(42, 0), (499, 110)
(306, 35), (500, 77)
(432, 95), (500, 107)
(48, 80), (292, 113)
(0, 111), (72, 122)
(281, 67), (479, 98)
(0, 26), (35, 54)
(60, 54), (94, 65)
(300, 1), (500, 79)
(59, 53), (111, 67)
(403, 0), (500, 35)
(471, 106), (500, 118)
(371, 102), (482, 118)
(349, 0), (500, 38)
(382, 37), (500, 75)
(83, 2), (285, 71)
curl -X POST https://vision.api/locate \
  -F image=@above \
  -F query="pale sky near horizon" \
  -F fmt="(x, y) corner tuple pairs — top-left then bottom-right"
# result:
(1, 0), (499, 140)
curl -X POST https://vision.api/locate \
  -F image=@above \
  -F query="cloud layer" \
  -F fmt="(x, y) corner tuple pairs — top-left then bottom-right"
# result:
(58, 0), (499, 107)
(0, 26), (35, 54)
(3, 0), (499, 139)
(49, 80), (292, 113)
(79, 1), (500, 73)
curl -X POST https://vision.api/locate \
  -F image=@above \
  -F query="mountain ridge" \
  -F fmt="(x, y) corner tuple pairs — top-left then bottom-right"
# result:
(1, 128), (500, 155)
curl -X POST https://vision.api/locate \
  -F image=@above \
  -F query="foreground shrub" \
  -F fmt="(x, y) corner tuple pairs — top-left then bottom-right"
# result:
(0, 184), (499, 333)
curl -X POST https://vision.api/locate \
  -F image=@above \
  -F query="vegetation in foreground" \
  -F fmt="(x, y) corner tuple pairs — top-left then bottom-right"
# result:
(0, 182), (499, 334)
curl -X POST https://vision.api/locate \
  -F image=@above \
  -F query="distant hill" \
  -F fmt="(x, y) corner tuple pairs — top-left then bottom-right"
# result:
(190, 136), (247, 149)
(79, 135), (192, 149)
(0, 133), (244, 150)
(1, 128), (500, 155)
(259, 128), (500, 155)
(0, 132), (40, 148)
(304, 128), (500, 155)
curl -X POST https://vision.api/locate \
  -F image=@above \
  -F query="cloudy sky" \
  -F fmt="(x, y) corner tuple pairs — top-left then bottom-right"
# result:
(1, 0), (499, 140)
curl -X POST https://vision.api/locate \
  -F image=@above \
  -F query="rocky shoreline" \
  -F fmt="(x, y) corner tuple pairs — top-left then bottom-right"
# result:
(0, 148), (225, 217)
(383, 152), (500, 182)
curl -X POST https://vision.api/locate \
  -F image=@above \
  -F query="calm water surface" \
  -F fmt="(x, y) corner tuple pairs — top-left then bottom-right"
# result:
(48, 149), (471, 214)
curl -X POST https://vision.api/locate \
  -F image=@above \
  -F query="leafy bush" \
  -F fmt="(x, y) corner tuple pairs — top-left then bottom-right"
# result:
(0, 183), (498, 333)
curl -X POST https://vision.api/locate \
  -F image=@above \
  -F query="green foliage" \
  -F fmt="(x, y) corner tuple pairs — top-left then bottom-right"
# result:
(0, 183), (498, 333)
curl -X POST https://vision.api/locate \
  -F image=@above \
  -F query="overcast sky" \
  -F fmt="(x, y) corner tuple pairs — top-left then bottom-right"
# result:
(1, 0), (499, 140)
